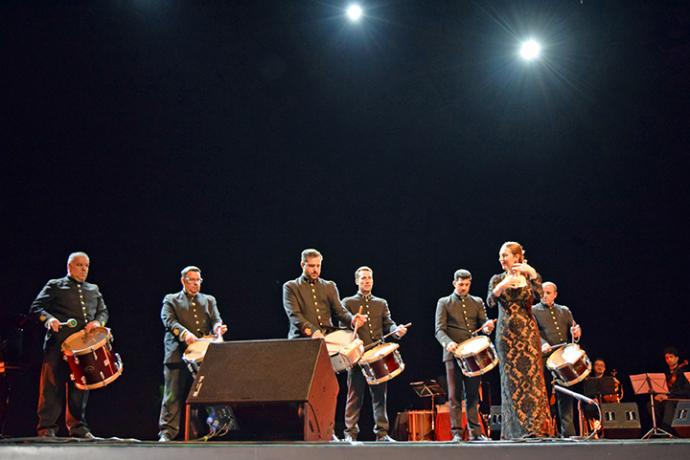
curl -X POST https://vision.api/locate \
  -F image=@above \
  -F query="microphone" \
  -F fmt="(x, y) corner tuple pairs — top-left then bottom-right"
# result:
(58, 318), (78, 328)
(554, 384), (596, 405)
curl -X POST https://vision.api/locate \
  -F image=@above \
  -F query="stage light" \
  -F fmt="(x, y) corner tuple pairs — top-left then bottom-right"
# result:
(519, 39), (542, 61)
(346, 3), (363, 22)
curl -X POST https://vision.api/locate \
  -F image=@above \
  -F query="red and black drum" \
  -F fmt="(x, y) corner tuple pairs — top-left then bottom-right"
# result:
(61, 326), (123, 390)
(453, 335), (499, 377)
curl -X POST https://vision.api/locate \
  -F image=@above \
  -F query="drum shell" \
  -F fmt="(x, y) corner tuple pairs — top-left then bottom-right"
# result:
(546, 344), (592, 387)
(453, 336), (499, 377)
(61, 327), (123, 390)
(360, 344), (405, 385)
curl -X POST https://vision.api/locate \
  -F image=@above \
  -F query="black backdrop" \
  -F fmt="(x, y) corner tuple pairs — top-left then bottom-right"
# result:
(2, 0), (688, 440)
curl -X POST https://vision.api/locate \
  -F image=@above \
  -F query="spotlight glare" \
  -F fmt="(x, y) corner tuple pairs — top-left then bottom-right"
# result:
(519, 39), (542, 61)
(346, 3), (363, 22)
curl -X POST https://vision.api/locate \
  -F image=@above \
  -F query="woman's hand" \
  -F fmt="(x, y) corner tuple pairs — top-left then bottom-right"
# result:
(511, 262), (537, 280)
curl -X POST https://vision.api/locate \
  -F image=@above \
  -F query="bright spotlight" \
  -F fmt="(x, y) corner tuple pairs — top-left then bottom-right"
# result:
(346, 3), (363, 22)
(519, 39), (542, 61)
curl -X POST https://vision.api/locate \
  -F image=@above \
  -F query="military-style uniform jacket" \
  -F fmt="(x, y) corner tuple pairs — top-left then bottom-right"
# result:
(283, 275), (353, 339)
(29, 276), (109, 350)
(435, 292), (488, 362)
(341, 292), (398, 346)
(161, 290), (223, 364)
(532, 302), (576, 352)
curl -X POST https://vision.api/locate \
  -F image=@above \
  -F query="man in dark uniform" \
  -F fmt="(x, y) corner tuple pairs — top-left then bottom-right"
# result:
(283, 248), (365, 340)
(532, 281), (582, 438)
(158, 266), (228, 442)
(29, 252), (108, 438)
(435, 269), (494, 442)
(341, 266), (407, 442)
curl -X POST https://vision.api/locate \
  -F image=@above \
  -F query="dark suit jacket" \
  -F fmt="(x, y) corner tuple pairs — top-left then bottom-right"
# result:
(435, 292), (488, 362)
(341, 292), (397, 346)
(29, 276), (109, 350)
(283, 275), (353, 339)
(161, 290), (223, 364)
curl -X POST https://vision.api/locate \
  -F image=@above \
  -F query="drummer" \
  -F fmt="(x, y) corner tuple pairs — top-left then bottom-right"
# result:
(435, 269), (495, 442)
(158, 266), (228, 442)
(532, 281), (582, 438)
(282, 248), (366, 340)
(29, 251), (109, 438)
(340, 266), (407, 442)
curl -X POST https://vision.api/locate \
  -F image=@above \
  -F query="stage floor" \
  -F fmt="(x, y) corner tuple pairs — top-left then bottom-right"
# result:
(2, 438), (690, 460)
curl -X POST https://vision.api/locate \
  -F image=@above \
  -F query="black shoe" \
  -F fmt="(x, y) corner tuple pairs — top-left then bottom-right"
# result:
(343, 434), (357, 443)
(376, 434), (396, 442)
(470, 434), (490, 441)
(331, 433), (341, 442)
(451, 434), (464, 443)
(158, 433), (172, 442)
(37, 429), (56, 438)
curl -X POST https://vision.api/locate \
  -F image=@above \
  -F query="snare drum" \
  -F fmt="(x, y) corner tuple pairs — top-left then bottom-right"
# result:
(325, 330), (364, 373)
(546, 343), (591, 387)
(182, 336), (220, 375)
(359, 342), (405, 385)
(454, 335), (498, 377)
(61, 326), (123, 390)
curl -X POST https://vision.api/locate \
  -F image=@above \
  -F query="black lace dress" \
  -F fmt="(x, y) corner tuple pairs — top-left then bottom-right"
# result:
(487, 273), (553, 439)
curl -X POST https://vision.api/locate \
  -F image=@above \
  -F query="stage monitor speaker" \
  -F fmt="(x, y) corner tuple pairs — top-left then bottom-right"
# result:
(672, 400), (690, 438)
(186, 338), (338, 441)
(601, 402), (641, 439)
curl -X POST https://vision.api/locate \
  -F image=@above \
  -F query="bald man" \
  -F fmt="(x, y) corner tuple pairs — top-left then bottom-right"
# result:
(532, 281), (581, 438)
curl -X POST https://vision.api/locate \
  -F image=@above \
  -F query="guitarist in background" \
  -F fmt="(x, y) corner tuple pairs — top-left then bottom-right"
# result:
(158, 266), (228, 442)
(653, 346), (690, 435)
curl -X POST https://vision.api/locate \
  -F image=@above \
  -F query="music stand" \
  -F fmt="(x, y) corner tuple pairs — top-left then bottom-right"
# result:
(410, 380), (445, 440)
(630, 373), (673, 439)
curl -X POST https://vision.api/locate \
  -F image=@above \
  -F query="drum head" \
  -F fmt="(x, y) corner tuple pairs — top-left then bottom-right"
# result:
(325, 330), (355, 355)
(183, 340), (212, 364)
(547, 344), (584, 369)
(61, 327), (109, 355)
(456, 336), (489, 357)
(361, 342), (399, 363)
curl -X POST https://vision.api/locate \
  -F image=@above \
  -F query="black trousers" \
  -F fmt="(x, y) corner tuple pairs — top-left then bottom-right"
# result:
(158, 363), (194, 439)
(344, 367), (389, 438)
(36, 345), (89, 436)
(544, 375), (575, 437)
(445, 359), (482, 437)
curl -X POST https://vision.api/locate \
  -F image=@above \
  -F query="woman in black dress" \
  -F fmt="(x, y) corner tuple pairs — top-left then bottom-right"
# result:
(487, 241), (553, 439)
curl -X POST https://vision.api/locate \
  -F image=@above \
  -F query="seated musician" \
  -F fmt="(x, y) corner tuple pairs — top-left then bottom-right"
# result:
(158, 266), (228, 442)
(653, 346), (690, 434)
(582, 358), (621, 435)
(435, 269), (494, 442)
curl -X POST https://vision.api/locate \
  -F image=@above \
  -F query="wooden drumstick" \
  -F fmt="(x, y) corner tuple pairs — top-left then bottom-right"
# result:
(471, 319), (496, 336)
(351, 306), (364, 341)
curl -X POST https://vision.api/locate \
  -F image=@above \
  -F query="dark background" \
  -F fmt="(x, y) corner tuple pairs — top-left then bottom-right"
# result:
(1, 0), (688, 440)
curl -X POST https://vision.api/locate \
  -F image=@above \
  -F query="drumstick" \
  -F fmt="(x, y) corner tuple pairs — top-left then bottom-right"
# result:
(470, 319), (496, 336)
(351, 306), (364, 341)
(363, 322), (413, 351)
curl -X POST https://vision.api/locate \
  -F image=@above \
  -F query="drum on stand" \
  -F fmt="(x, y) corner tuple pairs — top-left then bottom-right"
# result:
(61, 326), (123, 390)
(359, 342), (405, 385)
(324, 330), (364, 373)
(407, 410), (433, 441)
(453, 335), (498, 377)
(546, 343), (591, 387)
